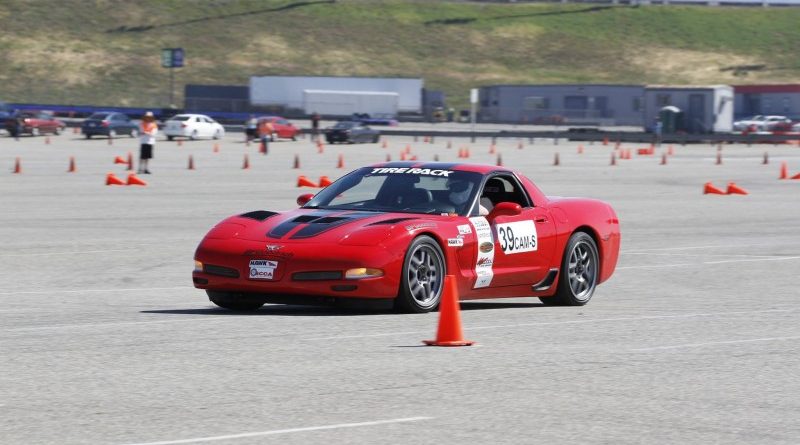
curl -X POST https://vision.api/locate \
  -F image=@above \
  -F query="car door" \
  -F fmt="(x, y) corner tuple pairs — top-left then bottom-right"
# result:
(470, 175), (556, 289)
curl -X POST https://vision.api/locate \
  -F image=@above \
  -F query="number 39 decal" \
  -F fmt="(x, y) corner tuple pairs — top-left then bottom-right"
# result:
(496, 221), (537, 254)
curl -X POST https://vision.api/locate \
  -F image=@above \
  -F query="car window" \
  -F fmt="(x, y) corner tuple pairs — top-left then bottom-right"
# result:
(278, 119), (289, 125)
(474, 175), (532, 216)
(172, 116), (191, 121)
(88, 113), (110, 120)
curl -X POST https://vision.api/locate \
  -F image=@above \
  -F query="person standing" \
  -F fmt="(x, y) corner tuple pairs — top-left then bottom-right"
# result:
(257, 117), (274, 155)
(245, 114), (257, 142)
(138, 111), (158, 174)
(311, 111), (320, 141)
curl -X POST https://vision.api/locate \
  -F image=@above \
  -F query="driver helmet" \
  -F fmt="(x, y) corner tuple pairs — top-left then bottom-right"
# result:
(447, 178), (474, 206)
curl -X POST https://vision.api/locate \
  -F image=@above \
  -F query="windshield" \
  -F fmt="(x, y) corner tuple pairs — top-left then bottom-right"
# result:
(304, 166), (483, 215)
(333, 121), (356, 129)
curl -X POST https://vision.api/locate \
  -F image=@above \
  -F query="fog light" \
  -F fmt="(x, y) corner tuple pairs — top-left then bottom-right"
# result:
(345, 268), (384, 279)
(194, 260), (203, 272)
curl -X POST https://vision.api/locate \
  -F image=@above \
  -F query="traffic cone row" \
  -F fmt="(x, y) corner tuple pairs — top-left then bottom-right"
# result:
(296, 175), (335, 188)
(106, 172), (147, 186)
(703, 181), (747, 195)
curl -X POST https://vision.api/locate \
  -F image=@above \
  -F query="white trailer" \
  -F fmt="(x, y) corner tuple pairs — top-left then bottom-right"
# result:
(302, 90), (399, 116)
(249, 76), (422, 113)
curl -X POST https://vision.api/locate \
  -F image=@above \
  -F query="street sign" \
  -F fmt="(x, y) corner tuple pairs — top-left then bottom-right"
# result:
(161, 48), (184, 68)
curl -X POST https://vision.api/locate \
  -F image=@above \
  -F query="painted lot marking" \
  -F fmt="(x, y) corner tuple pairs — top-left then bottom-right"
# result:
(305, 309), (795, 341)
(0, 286), (192, 296)
(119, 416), (433, 445)
(617, 256), (800, 270)
(632, 336), (800, 352)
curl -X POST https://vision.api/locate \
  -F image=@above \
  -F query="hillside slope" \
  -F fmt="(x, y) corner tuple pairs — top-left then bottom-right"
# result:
(1, 0), (799, 109)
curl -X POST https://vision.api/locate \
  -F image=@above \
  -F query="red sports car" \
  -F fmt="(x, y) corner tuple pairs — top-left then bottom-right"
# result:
(257, 116), (300, 141)
(193, 162), (620, 312)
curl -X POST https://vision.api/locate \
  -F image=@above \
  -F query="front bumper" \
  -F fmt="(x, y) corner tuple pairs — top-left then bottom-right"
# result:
(193, 238), (402, 299)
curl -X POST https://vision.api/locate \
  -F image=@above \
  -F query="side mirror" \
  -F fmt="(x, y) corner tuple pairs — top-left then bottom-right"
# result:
(487, 202), (522, 221)
(296, 193), (314, 207)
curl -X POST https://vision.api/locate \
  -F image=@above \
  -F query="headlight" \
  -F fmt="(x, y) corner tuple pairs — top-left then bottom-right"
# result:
(194, 260), (203, 272)
(345, 268), (384, 279)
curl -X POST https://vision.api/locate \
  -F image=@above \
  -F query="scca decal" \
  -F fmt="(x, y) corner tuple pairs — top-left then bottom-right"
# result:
(370, 167), (452, 177)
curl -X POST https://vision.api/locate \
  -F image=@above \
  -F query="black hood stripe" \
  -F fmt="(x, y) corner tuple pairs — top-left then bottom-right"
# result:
(267, 211), (338, 239)
(290, 211), (382, 239)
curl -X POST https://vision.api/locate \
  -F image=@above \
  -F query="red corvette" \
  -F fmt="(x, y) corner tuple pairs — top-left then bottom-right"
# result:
(193, 162), (620, 312)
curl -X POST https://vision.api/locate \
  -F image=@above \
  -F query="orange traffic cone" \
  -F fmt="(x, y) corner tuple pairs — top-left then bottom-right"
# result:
(213, 142), (220, 153)
(496, 154), (503, 166)
(716, 151), (722, 165)
(386, 154), (391, 162)
(660, 153), (667, 165)
(779, 162), (788, 180)
(726, 182), (748, 195)
(602, 137), (609, 146)
(464, 148), (470, 159)
(434, 154), (440, 162)
(791, 173), (800, 180)
(319, 175), (332, 187)
(107, 136), (113, 146)
(337, 154), (344, 169)
(259, 140), (266, 154)
(113, 156), (127, 165)
(68, 156), (76, 173)
(242, 154), (250, 170)
(293, 154), (300, 169)
(447, 140), (452, 149)
(626, 149), (632, 159)
(703, 182), (726, 195)
(667, 145), (674, 156)
(489, 144), (496, 155)
(423, 276), (474, 347)
(410, 155), (418, 161)
(381, 139), (388, 149)
(762, 152), (769, 165)
(177, 138), (183, 147)
(517, 140), (523, 150)
(317, 141), (324, 153)
(297, 175), (317, 188)
(106, 172), (125, 186)
(126, 172), (147, 186)
(127, 152), (134, 171)
(12, 157), (21, 174)
(72, 126), (79, 134)
(188, 155), (195, 170)
(45, 136), (50, 145)
(610, 152), (616, 166)
(553, 152), (560, 166)
(423, 136), (429, 143)
(405, 144), (412, 154)
(400, 151), (407, 161)
(577, 144), (584, 154)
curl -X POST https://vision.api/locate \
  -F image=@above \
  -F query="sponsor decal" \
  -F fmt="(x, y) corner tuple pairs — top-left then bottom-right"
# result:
(370, 167), (453, 177)
(447, 238), (464, 247)
(249, 259), (278, 280)
(405, 222), (437, 231)
(469, 216), (494, 289)
(457, 224), (472, 235)
(496, 220), (538, 254)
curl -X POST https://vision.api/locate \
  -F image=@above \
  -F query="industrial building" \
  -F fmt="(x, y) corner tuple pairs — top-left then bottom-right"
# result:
(733, 84), (800, 120)
(478, 84), (645, 126)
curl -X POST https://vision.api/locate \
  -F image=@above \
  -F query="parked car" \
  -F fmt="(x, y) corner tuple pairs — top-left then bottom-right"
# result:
(351, 113), (399, 126)
(733, 115), (791, 132)
(81, 112), (139, 139)
(192, 162), (621, 312)
(163, 114), (225, 140)
(257, 116), (300, 141)
(4, 110), (65, 137)
(324, 121), (380, 144)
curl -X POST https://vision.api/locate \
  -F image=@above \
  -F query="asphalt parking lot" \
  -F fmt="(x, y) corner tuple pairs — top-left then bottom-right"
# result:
(2, 131), (799, 444)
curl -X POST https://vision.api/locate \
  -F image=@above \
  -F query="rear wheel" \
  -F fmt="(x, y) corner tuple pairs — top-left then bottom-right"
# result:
(540, 231), (598, 306)
(396, 235), (445, 313)
(54, 126), (62, 135)
(190, 130), (198, 140)
(207, 290), (264, 311)
(167, 135), (174, 141)
(213, 129), (222, 140)
(85, 133), (91, 139)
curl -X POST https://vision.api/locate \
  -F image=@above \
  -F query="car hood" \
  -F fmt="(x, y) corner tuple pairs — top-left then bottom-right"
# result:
(207, 208), (437, 245)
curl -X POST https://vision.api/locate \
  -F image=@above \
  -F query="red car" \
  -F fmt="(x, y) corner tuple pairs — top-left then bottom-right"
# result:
(257, 116), (300, 141)
(4, 110), (66, 137)
(193, 162), (621, 312)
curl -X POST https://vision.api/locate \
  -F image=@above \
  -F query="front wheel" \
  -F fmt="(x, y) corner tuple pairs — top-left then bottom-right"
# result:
(189, 130), (198, 140)
(167, 135), (174, 141)
(213, 129), (222, 140)
(207, 290), (264, 311)
(396, 235), (445, 313)
(541, 232), (599, 306)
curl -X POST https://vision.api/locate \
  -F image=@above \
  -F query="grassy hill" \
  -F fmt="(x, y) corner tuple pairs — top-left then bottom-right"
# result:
(1, 0), (800, 110)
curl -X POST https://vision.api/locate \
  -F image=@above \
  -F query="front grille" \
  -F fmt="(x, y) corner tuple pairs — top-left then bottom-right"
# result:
(203, 264), (240, 278)
(292, 271), (343, 281)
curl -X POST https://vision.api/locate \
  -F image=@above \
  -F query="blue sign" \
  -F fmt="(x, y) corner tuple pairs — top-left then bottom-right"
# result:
(161, 48), (184, 68)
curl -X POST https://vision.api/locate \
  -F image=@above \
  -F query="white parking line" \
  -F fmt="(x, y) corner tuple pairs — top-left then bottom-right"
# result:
(617, 255), (800, 270)
(305, 309), (795, 341)
(631, 336), (800, 352)
(0, 286), (192, 295)
(119, 417), (433, 445)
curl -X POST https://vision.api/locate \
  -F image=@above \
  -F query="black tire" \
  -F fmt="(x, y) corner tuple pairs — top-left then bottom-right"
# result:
(541, 231), (599, 306)
(167, 135), (174, 141)
(85, 133), (91, 139)
(291, 135), (297, 141)
(372, 135), (380, 143)
(207, 290), (264, 311)
(190, 130), (198, 140)
(396, 235), (445, 313)
(54, 127), (62, 135)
